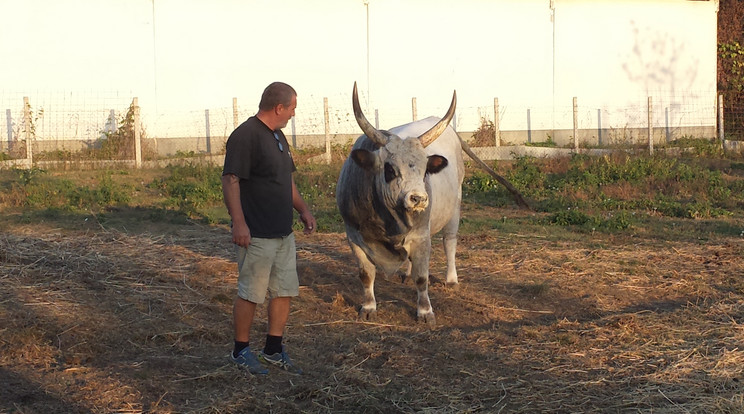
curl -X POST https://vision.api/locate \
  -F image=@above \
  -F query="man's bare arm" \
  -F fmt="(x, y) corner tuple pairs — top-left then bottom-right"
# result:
(222, 173), (251, 246)
(291, 176), (316, 234)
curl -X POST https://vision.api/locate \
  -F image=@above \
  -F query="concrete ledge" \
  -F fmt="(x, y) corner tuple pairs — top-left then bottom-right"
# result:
(0, 158), (31, 169)
(2, 139), (742, 170)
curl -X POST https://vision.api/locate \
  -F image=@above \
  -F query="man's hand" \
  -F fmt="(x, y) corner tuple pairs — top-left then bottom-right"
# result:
(300, 211), (316, 235)
(232, 221), (251, 247)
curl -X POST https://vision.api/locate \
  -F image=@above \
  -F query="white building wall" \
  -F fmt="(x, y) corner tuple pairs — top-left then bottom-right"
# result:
(0, 0), (718, 151)
(552, 0), (717, 132)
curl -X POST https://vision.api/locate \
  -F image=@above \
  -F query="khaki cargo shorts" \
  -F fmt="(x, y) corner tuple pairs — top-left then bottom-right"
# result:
(235, 233), (299, 304)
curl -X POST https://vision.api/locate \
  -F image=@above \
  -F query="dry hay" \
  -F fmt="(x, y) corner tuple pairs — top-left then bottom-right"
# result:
(1, 217), (743, 413)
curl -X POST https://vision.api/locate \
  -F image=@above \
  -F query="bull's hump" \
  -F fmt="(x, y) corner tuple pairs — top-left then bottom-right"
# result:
(388, 116), (441, 138)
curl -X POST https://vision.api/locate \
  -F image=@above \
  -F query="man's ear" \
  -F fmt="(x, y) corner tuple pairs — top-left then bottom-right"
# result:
(426, 155), (449, 175)
(351, 149), (377, 170)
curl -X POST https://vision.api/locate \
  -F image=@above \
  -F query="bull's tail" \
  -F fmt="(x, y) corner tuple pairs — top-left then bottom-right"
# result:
(456, 133), (531, 210)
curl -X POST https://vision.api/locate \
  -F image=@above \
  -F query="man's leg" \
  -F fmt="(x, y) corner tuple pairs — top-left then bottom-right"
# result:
(267, 296), (291, 337)
(234, 296), (258, 342)
(230, 239), (273, 375)
(264, 297), (290, 355)
(231, 296), (268, 374)
(234, 238), (273, 347)
(260, 295), (302, 374)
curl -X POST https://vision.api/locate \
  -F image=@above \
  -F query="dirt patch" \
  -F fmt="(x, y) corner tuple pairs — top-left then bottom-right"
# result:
(1, 217), (743, 413)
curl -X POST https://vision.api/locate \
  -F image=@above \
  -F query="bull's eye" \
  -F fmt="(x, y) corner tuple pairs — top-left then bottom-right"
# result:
(384, 162), (396, 183)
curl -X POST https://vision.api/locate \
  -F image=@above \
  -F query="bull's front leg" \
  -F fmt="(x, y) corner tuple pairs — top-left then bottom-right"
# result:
(410, 240), (435, 326)
(350, 243), (378, 320)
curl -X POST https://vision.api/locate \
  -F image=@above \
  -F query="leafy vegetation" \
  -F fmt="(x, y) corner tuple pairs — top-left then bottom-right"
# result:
(292, 163), (344, 232)
(148, 163), (224, 222)
(718, 0), (744, 141)
(2, 167), (132, 211)
(464, 151), (743, 233)
(525, 135), (557, 148)
(1, 149), (743, 239)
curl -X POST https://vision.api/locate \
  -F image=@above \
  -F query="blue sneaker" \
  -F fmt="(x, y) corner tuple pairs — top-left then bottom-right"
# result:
(258, 346), (303, 375)
(231, 347), (268, 375)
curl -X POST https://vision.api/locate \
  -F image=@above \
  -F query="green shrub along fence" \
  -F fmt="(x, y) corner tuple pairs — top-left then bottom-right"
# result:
(2, 145), (743, 238)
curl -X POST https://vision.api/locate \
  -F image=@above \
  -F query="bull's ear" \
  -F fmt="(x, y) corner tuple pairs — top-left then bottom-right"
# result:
(351, 149), (377, 170)
(426, 155), (449, 175)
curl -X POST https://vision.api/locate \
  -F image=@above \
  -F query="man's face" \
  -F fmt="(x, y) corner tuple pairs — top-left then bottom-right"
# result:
(276, 95), (297, 129)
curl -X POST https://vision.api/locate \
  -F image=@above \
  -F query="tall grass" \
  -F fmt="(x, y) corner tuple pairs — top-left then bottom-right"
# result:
(1, 151), (742, 235)
(3, 167), (132, 211)
(464, 153), (744, 231)
(149, 164), (223, 221)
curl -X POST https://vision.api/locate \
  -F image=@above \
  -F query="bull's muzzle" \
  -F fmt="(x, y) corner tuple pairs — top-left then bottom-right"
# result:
(405, 192), (429, 212)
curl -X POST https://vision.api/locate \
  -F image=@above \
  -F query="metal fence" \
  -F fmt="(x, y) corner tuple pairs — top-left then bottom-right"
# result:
(1, 89), (737, 169)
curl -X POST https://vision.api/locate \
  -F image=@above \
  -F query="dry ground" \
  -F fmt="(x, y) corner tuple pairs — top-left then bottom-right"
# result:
(1, 207), (743, 413)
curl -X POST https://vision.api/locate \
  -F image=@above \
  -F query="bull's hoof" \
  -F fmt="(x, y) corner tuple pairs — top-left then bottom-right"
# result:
(417, 312), (436, 326)
(359, 307), (378, 321)
(445, 281), (460, 290)
(397, 272), (409, 284)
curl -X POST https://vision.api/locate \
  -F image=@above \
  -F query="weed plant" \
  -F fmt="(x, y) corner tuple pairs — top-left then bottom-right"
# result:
(4, 167), (131, 211)
(1, 150), (742, 237)
(464, 152), (744, 232)
(292, 163), (344, 232)
(524, 135), (557, 148)
(149, 163), (224, 222)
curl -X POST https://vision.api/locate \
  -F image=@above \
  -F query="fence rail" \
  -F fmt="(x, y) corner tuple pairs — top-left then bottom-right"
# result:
(1, 90), (739, 169)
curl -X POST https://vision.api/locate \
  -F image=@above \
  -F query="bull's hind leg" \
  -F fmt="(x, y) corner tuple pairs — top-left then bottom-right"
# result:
(442, 209), (460, 286)
(350, 242), (378, 320)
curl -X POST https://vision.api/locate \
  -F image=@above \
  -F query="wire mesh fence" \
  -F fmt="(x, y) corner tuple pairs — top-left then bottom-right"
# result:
(0, 89), (735, 169)
(722, 97), (744, 142)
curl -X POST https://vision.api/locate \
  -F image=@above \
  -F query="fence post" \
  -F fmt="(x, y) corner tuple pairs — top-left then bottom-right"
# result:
(23, 96), (32, 165)
(718, 94), (725, 148)
(323, 97), (331, 164)
(232, 97), (239, 130)
(205, 109), (212, 154)
(493, 98), (500, 147)
(647, 97), (653, 155)
(412, 97), (417, 121)
(107, 109), (116, 134)
(374, 109), (379, 129)
(665, 107), (670, 143)
(291, 117), (296, 148)
(572, 97), (579, 152)
(133, 97), (142, 168)
(5, 109), (11, 152)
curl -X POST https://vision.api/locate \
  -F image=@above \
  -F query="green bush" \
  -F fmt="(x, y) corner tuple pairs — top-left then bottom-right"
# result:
(508, 156), (547, 193)
(550, 208), (591, 226)
(16, 169), (131, 210)
(150, 164), (223, 217)
(599, 211), (633, 230)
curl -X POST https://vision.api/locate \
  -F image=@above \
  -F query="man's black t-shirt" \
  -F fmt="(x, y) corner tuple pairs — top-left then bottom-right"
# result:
(222, 116), (296, 238)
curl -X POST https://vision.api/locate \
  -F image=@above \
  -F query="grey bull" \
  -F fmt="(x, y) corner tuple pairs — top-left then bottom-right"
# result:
(336, 83), (466, 326)
(337, 83), (529, 325)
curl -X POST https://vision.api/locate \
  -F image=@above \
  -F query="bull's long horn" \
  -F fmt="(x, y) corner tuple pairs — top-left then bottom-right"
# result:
(419, 91), (457, 148)
(352, 82), (388, 146)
